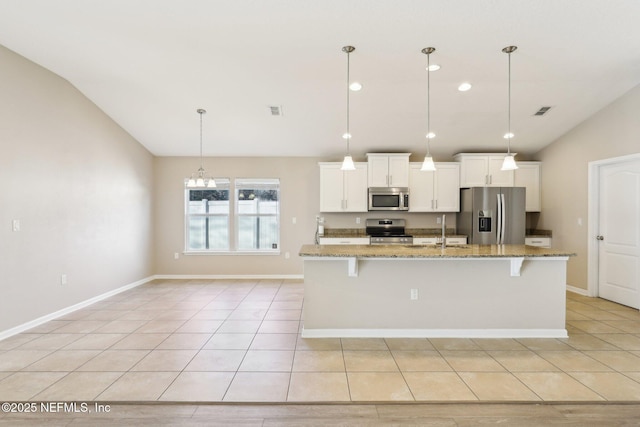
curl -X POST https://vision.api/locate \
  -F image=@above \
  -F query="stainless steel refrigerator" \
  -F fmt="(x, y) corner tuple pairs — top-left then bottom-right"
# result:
(457, 187), (526, 244)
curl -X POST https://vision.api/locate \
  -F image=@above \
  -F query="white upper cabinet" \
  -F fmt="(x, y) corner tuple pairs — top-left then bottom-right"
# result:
(514, 162), (541, 212)
(319, 162), (368, 212)
(409, 163), (460, 212)
(367, 153), (410, 187)
(454, 153), (515, 187)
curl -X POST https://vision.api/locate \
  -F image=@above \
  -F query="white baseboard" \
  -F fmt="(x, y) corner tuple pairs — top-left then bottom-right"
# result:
(0, 276), (154, 342)
(152, 274), (304, 280)
(566, 284), (589, 296)
(301, 328), (569, 339)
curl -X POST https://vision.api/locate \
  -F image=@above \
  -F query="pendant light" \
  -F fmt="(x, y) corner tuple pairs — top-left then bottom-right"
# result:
(186, 108), (216, 188)
(420, 47), (437, 172)
(501, 46), (518, 171)
(340, 46), (356, 171)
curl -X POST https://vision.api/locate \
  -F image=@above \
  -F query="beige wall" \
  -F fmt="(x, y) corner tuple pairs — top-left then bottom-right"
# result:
(154, 157), (455, 276)
(535, 83), (640, 290)
(0, 45), (155, 332)
(154, 157), (319, 276)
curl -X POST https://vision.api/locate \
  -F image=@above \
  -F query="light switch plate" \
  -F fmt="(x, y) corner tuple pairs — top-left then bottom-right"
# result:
(12, 219), (20, 232)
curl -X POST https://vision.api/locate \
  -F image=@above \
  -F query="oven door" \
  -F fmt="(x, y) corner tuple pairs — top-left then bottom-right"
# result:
(368, 187), (409, 211)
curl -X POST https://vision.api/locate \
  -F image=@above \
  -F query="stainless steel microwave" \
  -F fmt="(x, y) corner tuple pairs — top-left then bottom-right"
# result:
(368, 187), (409, 211)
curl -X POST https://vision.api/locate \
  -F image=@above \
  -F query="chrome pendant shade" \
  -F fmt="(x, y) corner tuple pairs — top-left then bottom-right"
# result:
(420, 47), (437, 172)
(341, 46), (356, 171)
(186, 108), (216, 188)
(501, 45), (518, 171)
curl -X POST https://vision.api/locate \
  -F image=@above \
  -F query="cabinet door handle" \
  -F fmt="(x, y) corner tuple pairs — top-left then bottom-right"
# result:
(390, 175), (393, 186)
(596, 235), (604, 241)
(485, 175), (489, 185)
(489, 175), (492, 185)
(435, 200), (438, 209)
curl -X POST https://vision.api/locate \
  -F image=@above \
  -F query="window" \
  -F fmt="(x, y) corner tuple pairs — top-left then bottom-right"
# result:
(185, 179), (230, 251)
(235, 179), (280, 251)
(185, 178), (280, 254)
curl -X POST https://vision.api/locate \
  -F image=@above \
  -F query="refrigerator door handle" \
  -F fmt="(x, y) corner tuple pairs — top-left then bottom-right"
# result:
(500, 193), (506, 244)
(496, 193), (503, 244)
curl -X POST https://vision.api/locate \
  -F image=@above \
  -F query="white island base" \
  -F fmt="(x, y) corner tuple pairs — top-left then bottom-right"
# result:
(301, 253), (570, 339)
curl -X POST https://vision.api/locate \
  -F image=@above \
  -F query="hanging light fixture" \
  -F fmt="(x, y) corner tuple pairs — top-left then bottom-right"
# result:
(186, 108), (216, 188)
(501, 45), (518, 171)
(340, 46), (356, 171)
(420, 47), (437, 172)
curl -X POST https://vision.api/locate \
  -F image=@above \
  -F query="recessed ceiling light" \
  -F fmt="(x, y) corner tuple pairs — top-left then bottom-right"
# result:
(426, 132), (436, 139)
(458, 82), (472, 92)
(342, 133), (351, 139)
(427, 64), (441, 71)
(503, 132), (514, 139)
(349, 82), (362, 91)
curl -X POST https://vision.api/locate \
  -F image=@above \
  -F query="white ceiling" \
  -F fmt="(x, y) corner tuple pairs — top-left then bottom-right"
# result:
(1, 0), (639, 160)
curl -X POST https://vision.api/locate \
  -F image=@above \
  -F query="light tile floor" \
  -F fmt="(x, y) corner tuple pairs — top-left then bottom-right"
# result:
(0, 279), (639, 403)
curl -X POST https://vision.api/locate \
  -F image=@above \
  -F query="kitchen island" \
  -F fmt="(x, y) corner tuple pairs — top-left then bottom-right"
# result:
(298, 244), (575, 339)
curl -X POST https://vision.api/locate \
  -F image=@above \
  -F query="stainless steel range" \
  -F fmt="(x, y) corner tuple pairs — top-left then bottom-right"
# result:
(366, 219), (413, 245)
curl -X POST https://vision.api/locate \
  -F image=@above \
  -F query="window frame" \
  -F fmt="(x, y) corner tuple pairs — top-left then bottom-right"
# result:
(184, 178), (231, 253)
(234, 178), (281, 254)
(183, 177), (281, 255)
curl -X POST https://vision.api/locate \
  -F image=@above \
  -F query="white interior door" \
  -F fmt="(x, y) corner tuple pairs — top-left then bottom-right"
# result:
(598, 159), (640, 309)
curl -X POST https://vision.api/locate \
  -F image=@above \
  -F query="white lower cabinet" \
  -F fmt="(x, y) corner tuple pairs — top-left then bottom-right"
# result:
(525, 237), (551, 248)
(318, 237), (370, 245)
(319, 162), (368, 212)
(413, 237), (467, 245)
(445, 237), (467, 245)
(409, 163), (460, 212)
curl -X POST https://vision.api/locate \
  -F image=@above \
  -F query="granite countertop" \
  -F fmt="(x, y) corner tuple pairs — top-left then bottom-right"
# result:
(299, 244), (575, 259)
(322, 228), (367, 237)
(321, 228), (466, 239)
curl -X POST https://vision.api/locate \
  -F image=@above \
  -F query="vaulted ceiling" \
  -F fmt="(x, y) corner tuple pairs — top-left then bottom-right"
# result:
(1, 0), (639, 160)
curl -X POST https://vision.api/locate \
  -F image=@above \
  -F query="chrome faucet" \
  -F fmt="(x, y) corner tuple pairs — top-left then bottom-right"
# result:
(441, 214), (446, 249)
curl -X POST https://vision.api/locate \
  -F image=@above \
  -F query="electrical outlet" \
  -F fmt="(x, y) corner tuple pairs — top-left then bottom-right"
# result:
(410, 288), (418, 300)
(577, 218), (583, 226)
(285, 252), (290, 259)
(292, 217), (297, 224)
(12, 219), (20, 232)
(174, 252), (180, 260)
(436, 217), (441, 224)
(61, 274), (67, 286)
(356, 217), (361, 224)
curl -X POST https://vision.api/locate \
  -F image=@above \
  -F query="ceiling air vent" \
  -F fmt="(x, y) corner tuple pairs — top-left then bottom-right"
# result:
(534, 106), (552, 116)
(268, 105), (283, 116)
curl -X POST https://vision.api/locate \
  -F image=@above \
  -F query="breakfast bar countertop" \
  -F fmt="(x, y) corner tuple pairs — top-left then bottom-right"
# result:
(299, 244), (575, 259)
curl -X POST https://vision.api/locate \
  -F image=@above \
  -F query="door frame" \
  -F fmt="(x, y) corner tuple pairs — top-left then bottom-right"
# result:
(587, 152), (640, 299)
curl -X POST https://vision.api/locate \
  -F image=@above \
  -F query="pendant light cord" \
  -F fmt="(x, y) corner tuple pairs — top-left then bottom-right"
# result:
(197, 108), (206, 171)
(421, 47), (435, 157)
(507, 50), (512, 155)
(199, 111), (204, 169)
(426, 51), (431, 156)
(346, 49), (351, 155)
